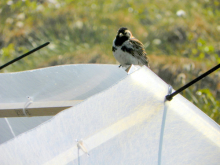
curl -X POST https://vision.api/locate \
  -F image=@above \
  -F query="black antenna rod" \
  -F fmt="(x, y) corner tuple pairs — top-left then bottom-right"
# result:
(0, 42), (50, 70)
(166, 63), (220, 101)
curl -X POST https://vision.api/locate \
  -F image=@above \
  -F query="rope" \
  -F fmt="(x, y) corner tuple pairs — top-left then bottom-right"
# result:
(158, 85), (172, 165)
(23, 97), (33, 117)
(5, 118), (16, 137)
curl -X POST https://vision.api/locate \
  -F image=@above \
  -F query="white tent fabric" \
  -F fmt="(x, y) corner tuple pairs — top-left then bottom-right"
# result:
(0, 66), (220, 164)
(0, 64), (127, 144)
(0, 64), (126, 103)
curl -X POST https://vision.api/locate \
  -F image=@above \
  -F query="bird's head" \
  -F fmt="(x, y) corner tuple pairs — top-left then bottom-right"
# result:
(116, 27), (133, 39)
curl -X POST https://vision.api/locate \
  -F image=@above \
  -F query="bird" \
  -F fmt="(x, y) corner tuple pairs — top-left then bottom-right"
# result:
(112, 27), (149, 68)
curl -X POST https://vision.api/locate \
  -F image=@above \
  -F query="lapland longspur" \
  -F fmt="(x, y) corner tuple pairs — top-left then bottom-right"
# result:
(112, 27), (149, 68)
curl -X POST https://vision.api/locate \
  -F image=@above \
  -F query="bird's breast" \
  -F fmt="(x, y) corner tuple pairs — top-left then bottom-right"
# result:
(113, 46), (139, 66)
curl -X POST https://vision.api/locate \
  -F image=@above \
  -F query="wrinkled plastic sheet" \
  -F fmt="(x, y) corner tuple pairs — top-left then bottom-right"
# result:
(0, 66), (220, 165)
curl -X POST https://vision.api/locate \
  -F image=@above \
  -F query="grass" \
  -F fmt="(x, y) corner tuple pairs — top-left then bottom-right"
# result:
(0, 0), (220, 123)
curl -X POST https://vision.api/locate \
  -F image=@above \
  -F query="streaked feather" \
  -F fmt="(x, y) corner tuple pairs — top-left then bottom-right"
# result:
(128, 38), (149, 67)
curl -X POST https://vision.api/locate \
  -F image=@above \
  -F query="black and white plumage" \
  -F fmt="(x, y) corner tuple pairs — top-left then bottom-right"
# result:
(112, 27), (149, 68)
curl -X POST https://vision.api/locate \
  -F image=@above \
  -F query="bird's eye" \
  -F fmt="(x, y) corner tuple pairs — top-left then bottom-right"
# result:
(124, 30), (131, 36)
(125, 32), (130, 36)
(119, 33), (123, 37)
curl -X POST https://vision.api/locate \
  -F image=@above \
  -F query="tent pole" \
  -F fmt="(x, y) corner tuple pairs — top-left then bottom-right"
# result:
(0, 42), (50, 70)
(166, 63), (220, 101)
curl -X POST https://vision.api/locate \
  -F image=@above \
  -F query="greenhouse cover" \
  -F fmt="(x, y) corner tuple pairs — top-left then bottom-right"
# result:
(0, 64), (220, 165)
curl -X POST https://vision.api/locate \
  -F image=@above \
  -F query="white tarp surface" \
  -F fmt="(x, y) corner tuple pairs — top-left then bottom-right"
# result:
(0, 64), (126, 103)
(0, 64), (127, 144)
(0, 66), (220, 164)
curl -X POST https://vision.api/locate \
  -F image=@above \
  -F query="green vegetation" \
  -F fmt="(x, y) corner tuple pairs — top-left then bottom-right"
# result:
(0, 0), (220, 124)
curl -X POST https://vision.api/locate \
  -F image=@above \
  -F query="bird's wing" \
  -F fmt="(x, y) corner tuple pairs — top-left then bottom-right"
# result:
(129, 38), (149, 67)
